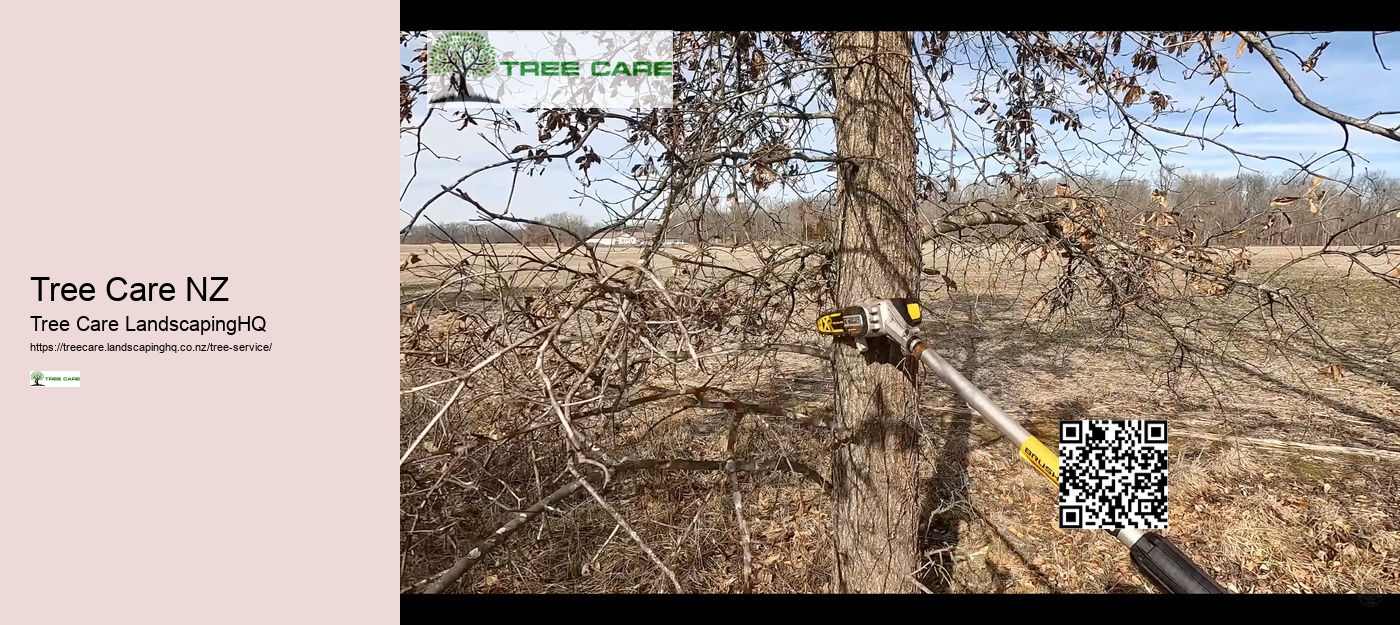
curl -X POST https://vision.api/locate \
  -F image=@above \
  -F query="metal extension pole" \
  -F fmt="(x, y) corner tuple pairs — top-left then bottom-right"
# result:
(906, 337), (1226, 594)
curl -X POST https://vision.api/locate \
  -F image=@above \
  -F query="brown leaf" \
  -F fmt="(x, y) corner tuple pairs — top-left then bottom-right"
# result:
(1151, 189), (1168, 209)
(1270, 196), (1301, 206)
(1210, 54), (1229, 84)
(1302, 41), (1331, 73)
(762, 525), (790, 541)
(1308, 197), (1318, 214)
(1189, 276), (1226, 295)
(1236, 39), (1248, 58)
(1305, 175), (1324, 197)
(1318, 364), (1344, 382)
(1123, 85), (1144, 108)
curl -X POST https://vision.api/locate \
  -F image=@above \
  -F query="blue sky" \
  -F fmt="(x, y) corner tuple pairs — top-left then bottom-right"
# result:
(400, 32), (1400, 227)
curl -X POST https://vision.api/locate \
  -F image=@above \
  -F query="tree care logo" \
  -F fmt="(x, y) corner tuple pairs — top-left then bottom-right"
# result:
(30, 370), (80, 388)
(427, 31), (500, 105)
(423, 31), (673, 109)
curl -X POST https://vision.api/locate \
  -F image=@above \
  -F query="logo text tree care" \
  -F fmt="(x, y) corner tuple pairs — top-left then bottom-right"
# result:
(498, 60), (673, 77)
(423, 31), (674, 109)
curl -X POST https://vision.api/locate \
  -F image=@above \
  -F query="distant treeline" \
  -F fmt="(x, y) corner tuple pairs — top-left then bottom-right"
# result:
(403, 172), (1400, 247)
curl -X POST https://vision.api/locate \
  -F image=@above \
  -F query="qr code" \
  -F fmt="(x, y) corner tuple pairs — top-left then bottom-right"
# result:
(1058, 420), (1168, 530)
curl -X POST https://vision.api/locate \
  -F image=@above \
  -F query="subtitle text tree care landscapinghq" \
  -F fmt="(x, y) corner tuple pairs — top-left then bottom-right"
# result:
(26, 276), (268, 337)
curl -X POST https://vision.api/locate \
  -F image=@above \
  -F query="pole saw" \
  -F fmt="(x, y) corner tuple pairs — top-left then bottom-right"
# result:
(817, 297), (1226, 594)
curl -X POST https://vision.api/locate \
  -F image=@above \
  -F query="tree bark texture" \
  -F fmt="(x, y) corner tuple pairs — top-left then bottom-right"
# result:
(829, 30), (924, 594)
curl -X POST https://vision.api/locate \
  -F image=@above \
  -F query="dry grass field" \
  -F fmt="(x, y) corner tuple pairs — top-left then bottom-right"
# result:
(401, 242), (1400, 594)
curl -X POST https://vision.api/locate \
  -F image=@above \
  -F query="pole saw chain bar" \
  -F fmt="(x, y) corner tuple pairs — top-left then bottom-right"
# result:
(814, 297), (1227, 595)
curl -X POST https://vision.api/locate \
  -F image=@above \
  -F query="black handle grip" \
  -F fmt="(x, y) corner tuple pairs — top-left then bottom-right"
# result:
(1129, 532), (1227, 594)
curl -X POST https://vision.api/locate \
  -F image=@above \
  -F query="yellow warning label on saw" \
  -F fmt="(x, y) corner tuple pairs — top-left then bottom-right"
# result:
(816, 312), (841, 334)
(1018, 437), (1059, 487)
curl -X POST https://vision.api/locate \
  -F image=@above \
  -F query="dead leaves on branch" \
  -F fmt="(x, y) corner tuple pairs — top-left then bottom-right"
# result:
(1031, 182), (1257, 325)
(1209, 54), (1230, 85)
(1151, 188), (1169, 209)
(400, 80), (416, 124)
(534, 109), (599, 146)
(750, 49), (768, 81)
(739, 141), (792, 191)
(1188, 274), (1228, 296)
(1270, 176), (1328, 215)
(1301, 41), (1331, 75)
(1145, 211), (1177, 228)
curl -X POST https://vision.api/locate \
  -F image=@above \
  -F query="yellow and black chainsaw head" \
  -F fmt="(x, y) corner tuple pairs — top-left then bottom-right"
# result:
(815, 298), (921, 337)
(816, 311), (844, 335)
(816, 305), (871, 336)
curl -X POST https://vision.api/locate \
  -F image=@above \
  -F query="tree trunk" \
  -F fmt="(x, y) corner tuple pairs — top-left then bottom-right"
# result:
(829, 31), (923, 594)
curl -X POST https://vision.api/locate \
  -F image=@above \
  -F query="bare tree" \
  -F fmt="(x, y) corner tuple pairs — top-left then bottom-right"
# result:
(828, 31), (924, 593)
(537, 211), (594, 242)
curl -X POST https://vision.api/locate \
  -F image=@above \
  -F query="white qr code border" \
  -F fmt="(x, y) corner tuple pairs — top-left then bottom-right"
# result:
(1058, 419), (1169, 531)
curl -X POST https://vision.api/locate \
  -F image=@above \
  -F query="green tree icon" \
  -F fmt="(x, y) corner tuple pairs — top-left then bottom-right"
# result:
(428, 31), (500, 104)
(31, 371), (44, 386)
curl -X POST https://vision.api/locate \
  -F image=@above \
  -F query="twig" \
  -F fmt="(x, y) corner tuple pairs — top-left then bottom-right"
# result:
(620, 458), (833, 493)
(907, 573), (936, 594)
(570, 466), (684, 593)
(399, 381), (465, 466)
(401, 325), (556, 394)
(726, 413), (753, 591)
(582, 523), (622, 576)
(729, 471), (753, 591)
(419, 478), (585, 593)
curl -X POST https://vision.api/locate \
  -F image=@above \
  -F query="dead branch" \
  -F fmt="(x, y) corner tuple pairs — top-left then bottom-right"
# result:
(1239, 31), (1400, 142)
(419, 478), (585, 593)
